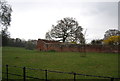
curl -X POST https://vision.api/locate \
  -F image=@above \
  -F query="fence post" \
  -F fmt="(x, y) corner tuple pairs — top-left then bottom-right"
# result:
(45, 70), (47, 81)
(111, 78), (114, 81)
(6, 65), (8, 81)
(73, 73), (76, 81)
(23, 67), (26, 81)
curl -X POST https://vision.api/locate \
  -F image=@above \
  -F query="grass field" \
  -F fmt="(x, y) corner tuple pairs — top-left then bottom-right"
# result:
(2, 47), (119, 79)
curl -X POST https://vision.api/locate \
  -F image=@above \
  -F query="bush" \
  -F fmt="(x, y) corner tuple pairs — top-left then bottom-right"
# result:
(25, 42), (36, 50)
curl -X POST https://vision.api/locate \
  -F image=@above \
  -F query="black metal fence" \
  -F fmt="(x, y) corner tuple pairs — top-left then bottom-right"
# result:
(2, 65), (120, 81)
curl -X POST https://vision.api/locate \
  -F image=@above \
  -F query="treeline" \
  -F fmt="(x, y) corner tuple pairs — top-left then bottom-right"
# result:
(1, 37), (37, 50)
(0, 28), (36, 50)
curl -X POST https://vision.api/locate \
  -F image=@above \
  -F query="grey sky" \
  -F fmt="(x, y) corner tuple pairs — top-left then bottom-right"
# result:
(7, 0), (119, 43)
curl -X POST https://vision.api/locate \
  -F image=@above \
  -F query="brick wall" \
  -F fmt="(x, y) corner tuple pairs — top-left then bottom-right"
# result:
(36, 39), (120, 53)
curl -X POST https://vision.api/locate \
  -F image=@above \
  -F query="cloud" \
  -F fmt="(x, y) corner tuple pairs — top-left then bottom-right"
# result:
(7, 0), (118, 42)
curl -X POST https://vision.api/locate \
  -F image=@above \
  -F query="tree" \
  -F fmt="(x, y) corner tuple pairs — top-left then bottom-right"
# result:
(0, 0), (12, 30)
(45, 17), (85, 44)
(25, 40), (36, 50)
(104, 29), (120, 39)
(103, 36), (120, 45)
(1, 29), (10, 46)
(45, 31), (53, 40)
(0, 0), (12, 46)
(91, 39), (103, 45)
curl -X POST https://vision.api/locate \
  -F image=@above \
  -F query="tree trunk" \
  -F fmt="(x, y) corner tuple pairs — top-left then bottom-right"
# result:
(63, 37), (66, 43)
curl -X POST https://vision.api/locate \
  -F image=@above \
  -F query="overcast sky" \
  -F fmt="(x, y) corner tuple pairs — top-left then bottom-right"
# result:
(7, 0), (119, 43)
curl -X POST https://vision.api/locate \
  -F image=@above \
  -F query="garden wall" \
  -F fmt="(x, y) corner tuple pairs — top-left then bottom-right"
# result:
(36, 39), (120, 53)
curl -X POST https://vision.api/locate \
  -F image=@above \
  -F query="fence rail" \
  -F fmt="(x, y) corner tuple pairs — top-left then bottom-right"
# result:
(2, 64), (120, 81)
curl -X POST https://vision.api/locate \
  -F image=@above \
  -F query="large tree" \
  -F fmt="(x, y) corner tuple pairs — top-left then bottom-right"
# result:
(104, 29), (120, 39)
(103, 29), (120, 45)
(0, 0), (12, 46)
(45, 17), (85, 44)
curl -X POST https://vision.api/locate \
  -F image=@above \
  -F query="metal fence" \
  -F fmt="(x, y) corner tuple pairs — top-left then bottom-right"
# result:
(2, 65), (120, 81)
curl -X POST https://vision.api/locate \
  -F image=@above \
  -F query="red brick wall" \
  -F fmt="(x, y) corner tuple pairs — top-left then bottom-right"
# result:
(36, 39), (120, 53)
(36, 39), (47, 51)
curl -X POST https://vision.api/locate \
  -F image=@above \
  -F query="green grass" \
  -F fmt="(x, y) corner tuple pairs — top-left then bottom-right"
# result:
(2, 47), (119, 79)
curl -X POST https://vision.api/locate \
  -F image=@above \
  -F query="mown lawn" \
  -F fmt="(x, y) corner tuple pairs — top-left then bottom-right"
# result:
(2, 47), (119, 79)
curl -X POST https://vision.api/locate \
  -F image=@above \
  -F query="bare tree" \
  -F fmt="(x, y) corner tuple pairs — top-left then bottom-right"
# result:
(45, 17), (85, 44)
(45, 31), (53, 40)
